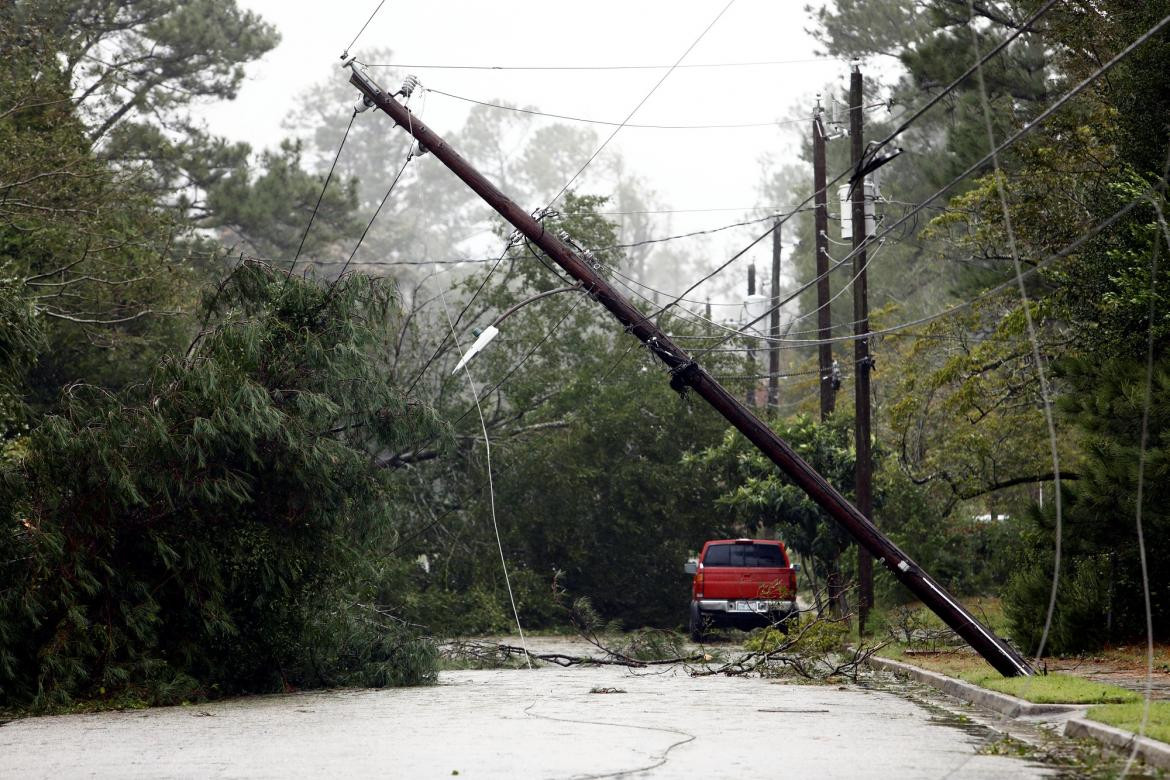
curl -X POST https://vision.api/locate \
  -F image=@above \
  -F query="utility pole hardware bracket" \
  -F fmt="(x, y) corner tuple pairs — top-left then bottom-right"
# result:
(669, 361), (702, 397)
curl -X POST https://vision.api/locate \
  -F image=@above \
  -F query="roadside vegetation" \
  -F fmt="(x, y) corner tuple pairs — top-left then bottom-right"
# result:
(1087, 702), (1170, 744)
(2, 0), (1170, 720)
(876, 601), (1143, 705)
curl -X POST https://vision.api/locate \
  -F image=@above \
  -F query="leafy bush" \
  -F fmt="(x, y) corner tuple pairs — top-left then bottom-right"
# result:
(1004, 543), (1112, 655)
(745, 614), (848, 656)
(0, 262), (439, 708)
(1005, 356), (1170, 655)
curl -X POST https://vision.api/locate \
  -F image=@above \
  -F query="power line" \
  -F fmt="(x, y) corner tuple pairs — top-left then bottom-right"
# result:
(370, 26), (772, 397)
(699, 10), (1170, 353)
(287, 108), (358, 280)
(605, 232), (884, 319)
(547, 0), (737, 207)
(403, 234), (519, 396)
(334, 112), (419, 280)
(360, 57), (839, 72)
(967, 0), (1063, 667)
(866, 0), (1060, 160)
(426, 87), (892, 131)
(340, 0), (389, 59)
(576, 205), (786, 215)
(351, 0), (1065, 404)
(640, 2), (1063, 321)
(691, 186), (1161, 355)
(627, 179), (1156, 359)
(424, 87), (807, 130)
(295, 210), (790, 269)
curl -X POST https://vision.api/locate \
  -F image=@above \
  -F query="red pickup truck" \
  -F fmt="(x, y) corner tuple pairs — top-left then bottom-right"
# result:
(684, 538), (800, 641)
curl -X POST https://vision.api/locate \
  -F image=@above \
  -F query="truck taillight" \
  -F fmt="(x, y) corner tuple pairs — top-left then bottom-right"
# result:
(695, 570), (704, 598)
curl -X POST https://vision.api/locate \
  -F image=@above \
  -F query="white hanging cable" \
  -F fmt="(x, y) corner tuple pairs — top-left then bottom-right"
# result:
(438, 287), (531, 669)
(1124, 196), (1170, 776)
(966, 2), (1063, 668)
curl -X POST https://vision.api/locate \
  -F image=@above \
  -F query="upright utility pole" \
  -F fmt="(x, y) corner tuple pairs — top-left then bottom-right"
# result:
(346, 63), (1032, 678)
(850, 61), (875, 637)
(768, 220), (781, 408)
(746, 264), (757, 407)
(812, 103), (835, 421)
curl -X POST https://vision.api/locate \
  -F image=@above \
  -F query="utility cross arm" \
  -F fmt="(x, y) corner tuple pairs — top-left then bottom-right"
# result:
(346, 65), (1033, 677)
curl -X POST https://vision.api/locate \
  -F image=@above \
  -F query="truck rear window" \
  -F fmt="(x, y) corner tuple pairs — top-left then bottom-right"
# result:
(703, 543), (786, 567)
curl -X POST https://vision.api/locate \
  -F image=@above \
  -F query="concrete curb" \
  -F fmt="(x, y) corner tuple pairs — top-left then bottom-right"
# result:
(1065, 718), (1170, 770)
(867, 656), (1082, 718)
(868, 655), (1170, 771)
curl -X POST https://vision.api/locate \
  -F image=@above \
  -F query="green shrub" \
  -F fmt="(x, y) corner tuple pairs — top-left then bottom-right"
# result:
(1004, 546), (1110, 655)
(0, 262), (440, 708)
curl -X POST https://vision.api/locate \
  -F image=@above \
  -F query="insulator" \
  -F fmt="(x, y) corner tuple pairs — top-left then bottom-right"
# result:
(400, 74), (420, 98)
(354, 93), (375, 114)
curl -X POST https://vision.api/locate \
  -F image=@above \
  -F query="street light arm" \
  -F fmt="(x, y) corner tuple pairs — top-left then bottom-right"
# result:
(491, 284), (585, 329)
(452, 284), (586, 375)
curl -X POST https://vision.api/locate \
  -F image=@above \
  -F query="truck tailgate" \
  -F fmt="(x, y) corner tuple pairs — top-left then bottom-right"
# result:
(702, 566), (792, 600)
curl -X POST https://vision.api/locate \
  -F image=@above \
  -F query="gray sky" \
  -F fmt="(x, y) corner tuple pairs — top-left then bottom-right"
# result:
(199, 0), (875, 296)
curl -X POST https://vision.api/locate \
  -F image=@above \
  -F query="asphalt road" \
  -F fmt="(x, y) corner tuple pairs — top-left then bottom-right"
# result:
(0, 653), (1056, 779)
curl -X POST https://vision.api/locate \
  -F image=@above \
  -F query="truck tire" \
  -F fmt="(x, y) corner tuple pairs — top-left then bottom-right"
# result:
(688, 603), (706, 643)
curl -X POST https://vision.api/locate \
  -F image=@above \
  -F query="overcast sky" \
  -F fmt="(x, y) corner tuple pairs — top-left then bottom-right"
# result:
(198, 0), (879, 295)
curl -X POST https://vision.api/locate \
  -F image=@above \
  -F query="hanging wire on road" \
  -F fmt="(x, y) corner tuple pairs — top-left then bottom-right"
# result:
(966, 2), (1064, 668)
(1126, 197), (1170, 775)
(449, 291), (591, 428)
(439, 286), (532, 667)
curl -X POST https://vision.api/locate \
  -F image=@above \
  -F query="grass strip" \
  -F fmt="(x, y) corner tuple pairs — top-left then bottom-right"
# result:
(1087, 701), (1170, 744)
(880, 646), (1138, 704)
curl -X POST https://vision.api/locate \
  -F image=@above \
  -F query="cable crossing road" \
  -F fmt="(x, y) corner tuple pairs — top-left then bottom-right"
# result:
(0, 643), (1068, 779)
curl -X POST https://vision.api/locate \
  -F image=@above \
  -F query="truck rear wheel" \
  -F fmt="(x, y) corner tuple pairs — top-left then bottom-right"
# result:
(688, 604), (706, 643)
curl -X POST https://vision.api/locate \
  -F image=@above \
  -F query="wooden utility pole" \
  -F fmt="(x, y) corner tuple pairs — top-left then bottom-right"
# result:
(746, 264), (757, 407)
(768, 220), (781, 408)
(813, 104), (835, 420)
(850, 61), (875, 636)
(346, 63), (1032, 677)
(814, 100), (847, 617)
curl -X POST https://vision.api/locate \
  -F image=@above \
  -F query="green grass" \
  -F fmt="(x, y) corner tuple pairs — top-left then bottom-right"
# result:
(880, 646), (1138, 704)
(982, 674), (1138, 704)
(873, 598), (1139, 705)
(1087, 701), (1170, 744)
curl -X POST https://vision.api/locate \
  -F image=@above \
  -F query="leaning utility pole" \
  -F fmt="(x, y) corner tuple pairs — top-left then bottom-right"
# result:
(812, 102), (835, 421)
(345, 63), (1032, 677)
(850, 61), (875, 637)
(768, 220), (781, 409)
